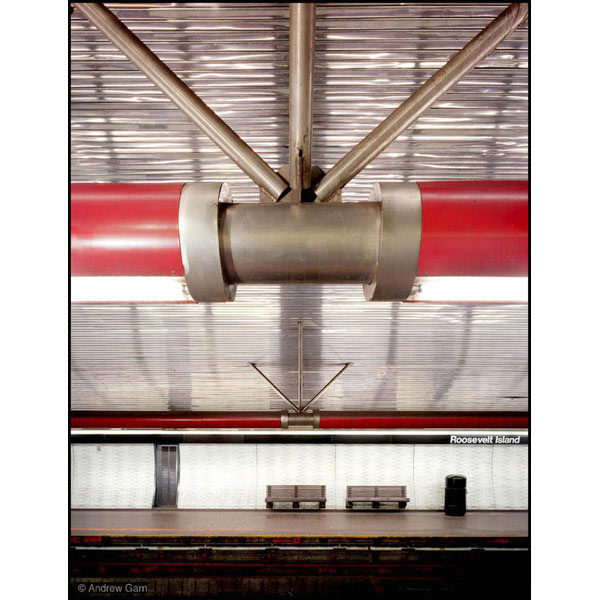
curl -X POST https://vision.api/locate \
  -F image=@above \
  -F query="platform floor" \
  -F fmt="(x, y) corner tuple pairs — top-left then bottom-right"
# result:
(71, 509), (527, 539)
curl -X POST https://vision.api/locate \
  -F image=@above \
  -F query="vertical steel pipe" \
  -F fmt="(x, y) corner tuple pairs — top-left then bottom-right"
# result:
(313, 3), (529, 201)
(289, 3), (316, 195)
(75, 2), (289, 201)
(297, 321), (304, 411)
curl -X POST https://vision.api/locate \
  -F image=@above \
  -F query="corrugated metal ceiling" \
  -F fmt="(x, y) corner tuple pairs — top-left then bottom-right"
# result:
(71, 291), (527, 412)
(71, 2), (528, 201)
(70, 3), (528, 413)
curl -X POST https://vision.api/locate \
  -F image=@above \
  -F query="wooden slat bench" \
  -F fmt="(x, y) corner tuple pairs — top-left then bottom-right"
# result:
(346, 485), (410, 509)
(265, 485), (326, 509)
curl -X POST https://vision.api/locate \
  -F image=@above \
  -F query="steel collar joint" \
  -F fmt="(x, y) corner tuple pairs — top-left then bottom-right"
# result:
(281, 410), (320, 429)
(179, 182), (236, 302)
(363, 182), (422, 301)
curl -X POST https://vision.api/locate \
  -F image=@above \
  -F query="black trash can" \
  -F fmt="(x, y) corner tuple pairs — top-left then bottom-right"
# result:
(444, 475), (467, 516)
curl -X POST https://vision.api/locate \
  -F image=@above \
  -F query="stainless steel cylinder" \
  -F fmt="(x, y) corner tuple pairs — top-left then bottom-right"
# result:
(281, 411), (320, 429)
(220, 202), (381, 284)
(363, 183), (422, 301)
(179, 183), (422, 302)
(179, 183), (237, 302)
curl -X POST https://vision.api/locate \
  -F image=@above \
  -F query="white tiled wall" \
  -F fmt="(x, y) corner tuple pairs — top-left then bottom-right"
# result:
(70, 443), (528, 510)
(71, 444), (155, 508)
(492, 445), (528, 509)
(334, 445), (415, 508)
(178, 444), (257, 509)
(413, 445), (495, 509)
(177, 443), (528, 510)
(256, 444), (337, 507)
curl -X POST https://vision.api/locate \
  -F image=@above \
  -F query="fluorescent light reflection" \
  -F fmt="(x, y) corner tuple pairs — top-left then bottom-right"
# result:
(70, 276), (528, 304)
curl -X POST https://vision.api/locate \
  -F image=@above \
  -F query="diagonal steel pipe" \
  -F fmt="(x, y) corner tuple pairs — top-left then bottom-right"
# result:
(75, 2), (289, 201)
(302, 363), (352, 412)
(313, 3), (529, 201)
(289, 3), (316, 198)
(249, 363), (300, 412)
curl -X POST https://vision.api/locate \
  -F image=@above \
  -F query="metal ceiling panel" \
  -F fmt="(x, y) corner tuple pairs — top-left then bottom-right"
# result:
(70, 2), (528, 201)
(71, 290), (527, 412)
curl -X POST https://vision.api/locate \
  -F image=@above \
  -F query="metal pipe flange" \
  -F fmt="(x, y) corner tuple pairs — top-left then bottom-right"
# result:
(179, 182), (236, 302)
(363, 182), (422, 301)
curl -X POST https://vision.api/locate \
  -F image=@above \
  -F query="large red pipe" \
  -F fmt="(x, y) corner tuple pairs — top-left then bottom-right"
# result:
(319, 414), (528, 429)
(417, 181), (528, 276)
(70, 412), (528, 430)
(70, 181), (528, 277)
(71, 183), (184, 276)
(70, 413), (282, 429)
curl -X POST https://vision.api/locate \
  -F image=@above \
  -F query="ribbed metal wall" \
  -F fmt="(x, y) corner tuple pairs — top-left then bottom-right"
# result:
(71, 290), (527, 412)
(70, 3), (528, 201)
(70, 3), (528, 414)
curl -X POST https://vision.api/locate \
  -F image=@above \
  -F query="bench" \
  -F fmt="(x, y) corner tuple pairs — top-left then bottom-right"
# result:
(346, 485), (410, 509)
(265, 485), (326, 509)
